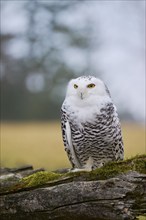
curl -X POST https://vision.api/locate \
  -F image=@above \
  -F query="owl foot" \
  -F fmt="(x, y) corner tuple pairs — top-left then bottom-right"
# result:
(70, 168), (92, 172)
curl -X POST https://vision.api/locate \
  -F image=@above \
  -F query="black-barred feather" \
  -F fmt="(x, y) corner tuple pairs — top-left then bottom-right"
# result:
(61, 102), (124, 169)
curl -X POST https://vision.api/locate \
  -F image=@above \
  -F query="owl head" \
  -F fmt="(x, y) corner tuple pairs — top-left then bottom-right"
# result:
(66, 76), (111, 103)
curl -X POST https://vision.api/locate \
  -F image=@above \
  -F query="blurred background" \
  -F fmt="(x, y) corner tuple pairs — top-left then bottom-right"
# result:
(1, 0), (145, 171)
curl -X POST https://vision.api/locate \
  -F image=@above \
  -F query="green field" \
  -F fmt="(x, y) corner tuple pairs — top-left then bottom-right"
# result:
(1, 122), (145, 171)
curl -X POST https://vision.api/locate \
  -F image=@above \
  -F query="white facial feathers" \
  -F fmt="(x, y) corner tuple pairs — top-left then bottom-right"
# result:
(66, 76), (110, 99)
(65, 76), (111, 108)
(63, 76), (112, 123)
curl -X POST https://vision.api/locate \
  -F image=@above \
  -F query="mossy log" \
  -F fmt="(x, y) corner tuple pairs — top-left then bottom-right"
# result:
(0, 155), (146, 220)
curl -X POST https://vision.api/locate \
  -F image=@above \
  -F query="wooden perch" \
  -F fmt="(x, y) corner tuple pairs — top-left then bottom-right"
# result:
(0, 155), (146, 220)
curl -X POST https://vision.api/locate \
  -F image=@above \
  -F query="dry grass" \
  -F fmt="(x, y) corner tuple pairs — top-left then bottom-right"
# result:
(1, 121), (145, 171)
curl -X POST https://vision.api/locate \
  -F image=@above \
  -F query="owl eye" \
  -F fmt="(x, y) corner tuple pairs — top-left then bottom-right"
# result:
(87, 83), (95, 88)
(74, 84), (78, 89)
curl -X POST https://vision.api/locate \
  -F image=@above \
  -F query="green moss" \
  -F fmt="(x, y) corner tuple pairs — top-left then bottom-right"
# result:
(1, 154), (145, 194)
(137, 215), (146, 220)
(64, 154), (146, 180)
(0, 171), (62, 194)
(20, 171), (62, 188)
(90, 162), (129, 180)
(89, 154), (146, 180)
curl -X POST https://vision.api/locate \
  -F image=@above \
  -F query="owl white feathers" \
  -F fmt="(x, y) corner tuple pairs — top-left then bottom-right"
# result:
(61, 76), (124, 171)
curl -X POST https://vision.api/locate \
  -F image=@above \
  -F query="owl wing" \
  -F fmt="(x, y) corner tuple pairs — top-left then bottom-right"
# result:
(111, 122), (124, 161)
(61, 107), (81, 168)
(100, 102), (124, 161)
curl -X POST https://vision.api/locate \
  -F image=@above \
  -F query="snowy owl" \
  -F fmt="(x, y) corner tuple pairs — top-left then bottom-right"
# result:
(61, 76), (124, 171)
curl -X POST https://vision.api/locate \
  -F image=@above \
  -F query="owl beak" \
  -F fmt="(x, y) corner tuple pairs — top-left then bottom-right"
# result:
(80, 92), (84, 100)
(78, 89), (85, 100)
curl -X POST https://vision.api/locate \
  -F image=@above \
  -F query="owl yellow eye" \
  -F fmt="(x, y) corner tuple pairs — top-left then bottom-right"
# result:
(87, 83), (95, 88)
(74, 84), (78, 89)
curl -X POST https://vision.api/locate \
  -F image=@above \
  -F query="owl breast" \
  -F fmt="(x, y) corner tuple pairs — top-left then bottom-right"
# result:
(64, 95), (111, 124)
(67, 102), (123, 168)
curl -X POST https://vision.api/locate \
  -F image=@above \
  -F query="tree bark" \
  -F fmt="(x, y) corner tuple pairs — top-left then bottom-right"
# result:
(0, 158), (146, 220)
